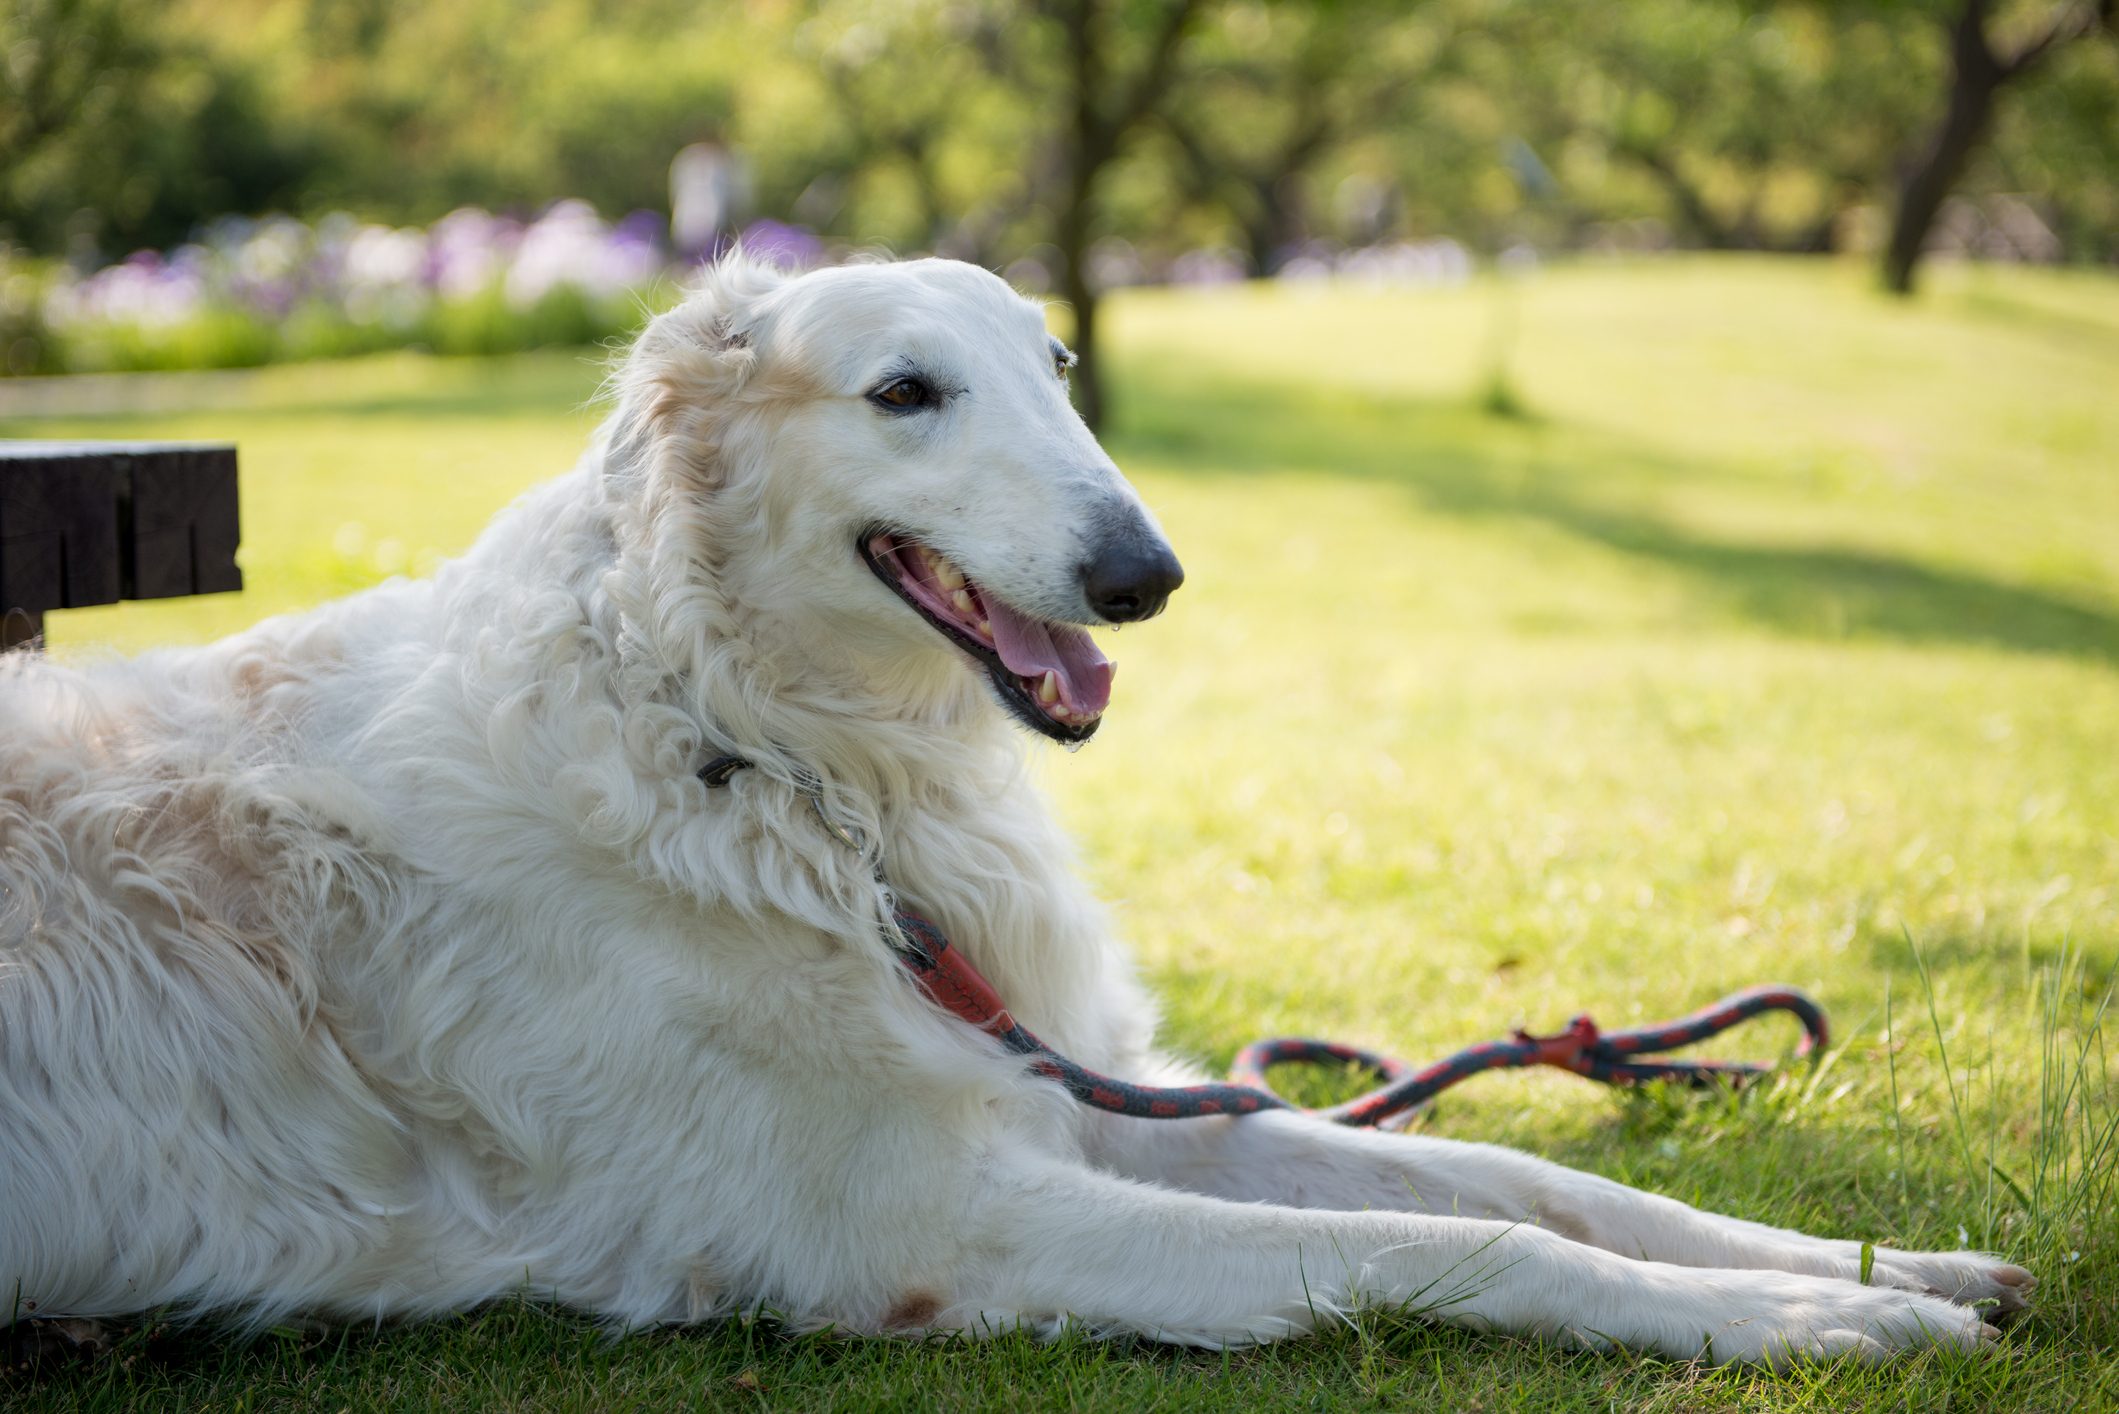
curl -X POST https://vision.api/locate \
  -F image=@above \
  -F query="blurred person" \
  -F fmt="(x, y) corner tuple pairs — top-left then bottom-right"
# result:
(669, 135), (752, 261)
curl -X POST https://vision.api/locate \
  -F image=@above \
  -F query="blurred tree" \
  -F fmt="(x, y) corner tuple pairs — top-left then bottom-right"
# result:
(1, 0), (308, 255)
(11, 0), (2119, 339)
(771, 0), (1214, 428)
(782, 0), (1035, 261)
(1883, 0), (2116, 291)
(1996, 26), (2119, 260)
(1156, 0), (1442, 274)
(1032, 0), (1211, 431)
(1478, 0), (1935, 253)
(268, 0), (743, 222)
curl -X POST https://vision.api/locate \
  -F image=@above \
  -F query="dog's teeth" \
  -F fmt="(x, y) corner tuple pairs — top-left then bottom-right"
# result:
(1038, 671), (1060, 705)
(934, 559), (966, 591)
(951, 589), (975, 615)
(976, 619), (991, 638)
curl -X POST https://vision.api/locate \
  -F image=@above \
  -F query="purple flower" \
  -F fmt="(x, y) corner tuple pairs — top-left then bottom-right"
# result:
(429, 207), (522, 299)
(1169, 248), (1245, 286)
(46, 253), (205, 329)
(737, 220), (822, 271)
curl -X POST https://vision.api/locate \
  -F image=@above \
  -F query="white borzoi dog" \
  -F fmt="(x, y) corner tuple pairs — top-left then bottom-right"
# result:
(2, 256), (2030, 1362)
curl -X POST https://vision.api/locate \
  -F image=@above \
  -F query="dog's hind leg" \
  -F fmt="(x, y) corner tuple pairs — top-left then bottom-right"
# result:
(1086, 1108), (2033, 1320)
(941, 1153), (1990, 1363)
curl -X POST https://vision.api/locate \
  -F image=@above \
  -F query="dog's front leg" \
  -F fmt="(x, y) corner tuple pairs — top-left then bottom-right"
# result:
(1087, 1107), (2032, 1320)
(942, 1154), (1991, 1362)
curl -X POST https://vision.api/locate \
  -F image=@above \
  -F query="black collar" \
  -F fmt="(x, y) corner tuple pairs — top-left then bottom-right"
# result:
(697, 754), (752, 788)
(698, 751), (874, 865)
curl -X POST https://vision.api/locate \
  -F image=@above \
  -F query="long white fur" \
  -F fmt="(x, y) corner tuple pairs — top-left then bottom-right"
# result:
(1, 256), (2029, 1362)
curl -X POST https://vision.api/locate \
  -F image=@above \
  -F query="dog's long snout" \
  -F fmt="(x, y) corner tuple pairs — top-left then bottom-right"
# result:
(1082, 529), (1184, 624)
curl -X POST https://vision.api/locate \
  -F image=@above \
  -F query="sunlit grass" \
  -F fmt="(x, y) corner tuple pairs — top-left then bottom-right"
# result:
(5, 255), (2116, 1410)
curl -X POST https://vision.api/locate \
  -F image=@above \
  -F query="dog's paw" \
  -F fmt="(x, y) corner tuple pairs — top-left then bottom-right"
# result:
(1653, 1269), (1995, 1367)
(1866, 1249), (2035, 1322)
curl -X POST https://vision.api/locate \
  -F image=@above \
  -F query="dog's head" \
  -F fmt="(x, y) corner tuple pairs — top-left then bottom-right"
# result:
(606, 256), (1181, 745)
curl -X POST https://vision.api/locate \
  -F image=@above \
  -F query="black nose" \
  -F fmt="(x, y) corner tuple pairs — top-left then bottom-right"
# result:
(1082, 534), (1184, 623)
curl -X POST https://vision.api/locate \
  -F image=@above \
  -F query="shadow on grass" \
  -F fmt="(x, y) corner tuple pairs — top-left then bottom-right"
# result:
(1945, 283), (2119, 361)
(1860, 926), (2119, 984)
(1113, 366), (2119, 668)
(0, 1297), (1549, 1410)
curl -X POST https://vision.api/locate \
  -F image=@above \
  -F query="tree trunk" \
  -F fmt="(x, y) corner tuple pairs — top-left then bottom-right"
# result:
(1054, 0), (1110, 433)
(1045, 0), (1201, 433)
(1064, 273), (1105, 433)
(1241, 210), (1278, 280)
(1884, 0), (2006, 295)
(1240, 173), (1307, 277)
(1056, 180), (1105, 433)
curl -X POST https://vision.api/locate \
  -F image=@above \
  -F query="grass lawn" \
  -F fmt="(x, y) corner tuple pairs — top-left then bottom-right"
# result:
(4, 255), (2116, 1410)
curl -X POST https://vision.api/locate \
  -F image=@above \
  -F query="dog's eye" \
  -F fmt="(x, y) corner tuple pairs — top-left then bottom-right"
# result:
(1051, 340), (1076, 381)
(870, 377), (933, 412)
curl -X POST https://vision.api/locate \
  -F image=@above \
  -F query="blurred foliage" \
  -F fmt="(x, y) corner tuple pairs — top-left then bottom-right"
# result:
(1152, 0), (1445, 271)
(1485, 0), (1936, 252)
(1984, 12), (2119, 256)
(1, 0), (2112, 277)
(1, 0), (313, 256)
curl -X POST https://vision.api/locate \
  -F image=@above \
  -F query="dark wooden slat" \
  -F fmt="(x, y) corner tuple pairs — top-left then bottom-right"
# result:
(123, 443), (245, 598)
(125, 445), (203, 600)
(56, 453), (123, 606)
(187, 446), (244, 596)
(1, 441), (241, 649)
(0, 457), (67, 614)
(0, 450), (121, 611)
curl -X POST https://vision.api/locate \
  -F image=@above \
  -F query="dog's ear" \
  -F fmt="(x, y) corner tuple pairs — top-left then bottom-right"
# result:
(598, 256), (794, 710)
(604, 254), (790, 497)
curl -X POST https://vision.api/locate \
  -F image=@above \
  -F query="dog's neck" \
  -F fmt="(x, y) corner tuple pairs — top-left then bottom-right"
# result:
(458, 452), (1034, 835)
(424, 444), (1113, 1052)
(589, 446), (1028, 807)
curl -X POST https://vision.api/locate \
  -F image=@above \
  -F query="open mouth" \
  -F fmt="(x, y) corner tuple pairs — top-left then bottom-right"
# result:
(861, 531), (1114, 743)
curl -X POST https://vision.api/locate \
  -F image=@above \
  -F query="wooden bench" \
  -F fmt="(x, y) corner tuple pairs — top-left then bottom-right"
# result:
(0, 441), (241, 650)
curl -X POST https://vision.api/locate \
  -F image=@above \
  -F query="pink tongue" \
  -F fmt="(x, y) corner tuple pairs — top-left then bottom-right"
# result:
(984, 599), (1114, 715)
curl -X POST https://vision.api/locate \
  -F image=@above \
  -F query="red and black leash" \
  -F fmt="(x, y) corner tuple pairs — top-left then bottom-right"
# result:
(706, 757), (1830, 1127)
(895, 909), (1828, 1125)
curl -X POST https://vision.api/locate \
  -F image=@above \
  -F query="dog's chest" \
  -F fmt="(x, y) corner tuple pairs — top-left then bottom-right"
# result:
(874, 795), (1132, 1073)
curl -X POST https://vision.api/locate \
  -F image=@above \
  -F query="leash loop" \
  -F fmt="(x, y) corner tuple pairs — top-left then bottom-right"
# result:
(1227, 985), (1830, 1126)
